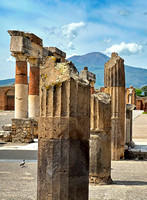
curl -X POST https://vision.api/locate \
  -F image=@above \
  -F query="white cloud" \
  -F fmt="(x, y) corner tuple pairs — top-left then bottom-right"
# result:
(61, 22), (86, 40)
(6, 56), (15, 63)
(103, 38), (112, 44)
(68, 42), (75, 50)
(66, 53), (79, 59)
(105, 42), (143, 56)
(118, 10), (132, 16)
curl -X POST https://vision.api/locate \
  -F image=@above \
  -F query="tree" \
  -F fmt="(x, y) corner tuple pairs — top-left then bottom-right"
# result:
(135, 88), (142, 96)
(141, 86), (147, 96)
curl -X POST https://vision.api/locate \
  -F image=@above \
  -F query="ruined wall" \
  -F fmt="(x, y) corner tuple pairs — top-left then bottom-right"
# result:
(104, 53), (125, 160)
(11, 118), (37, 143)
(0, 86), (15, 110)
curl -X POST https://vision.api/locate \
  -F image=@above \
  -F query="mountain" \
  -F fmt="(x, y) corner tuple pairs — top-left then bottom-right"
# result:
(0, 52), (147, 89)
(0, 78), (15, 87)
(68, 52), (147, 88)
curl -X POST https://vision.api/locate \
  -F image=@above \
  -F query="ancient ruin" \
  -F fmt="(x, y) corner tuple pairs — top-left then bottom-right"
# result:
(104, 53), (125, 160)
(37, 56), (90, 199)
(0, 86), (15, 110)
(89, 92), (112, 184)
(126, 86), (136, 105)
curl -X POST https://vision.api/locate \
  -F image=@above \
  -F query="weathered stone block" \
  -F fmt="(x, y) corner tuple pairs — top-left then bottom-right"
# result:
(90, 92), (112, 185)
(38, 139), (89, 200)
(11, 118), (35, 143)
(38, 58), (90, 200)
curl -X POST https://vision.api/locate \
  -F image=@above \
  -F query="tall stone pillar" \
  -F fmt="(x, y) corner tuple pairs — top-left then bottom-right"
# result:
(126, 104), (135, 148)
(90, 92), (112, 184)
(37, 58), (90, 200)
(104, 53), (125, 160)
(28, 58), (40, 118)
(14, 53), (28, 118)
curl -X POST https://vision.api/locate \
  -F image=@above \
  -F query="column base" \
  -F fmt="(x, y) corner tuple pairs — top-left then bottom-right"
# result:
(89, 175), (113, 185)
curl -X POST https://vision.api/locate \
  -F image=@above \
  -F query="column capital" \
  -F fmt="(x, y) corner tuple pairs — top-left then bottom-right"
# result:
(27, 57), (40, 67)
(12, 53), (28, 61)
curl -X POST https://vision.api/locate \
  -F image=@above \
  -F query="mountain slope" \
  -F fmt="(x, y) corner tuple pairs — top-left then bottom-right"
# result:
(68, 52), (147, 88)
(0, 78), (15, 87)
(0, 52), (147, 89)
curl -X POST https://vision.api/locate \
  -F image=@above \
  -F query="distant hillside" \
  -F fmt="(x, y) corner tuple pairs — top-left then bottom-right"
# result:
(0, 52), (147, 89)
(68, 52), (147, 88)
(0, 78), (15, 87)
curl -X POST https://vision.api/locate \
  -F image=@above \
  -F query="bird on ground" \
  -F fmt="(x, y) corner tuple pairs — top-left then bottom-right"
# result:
(20, 159), (25, 167)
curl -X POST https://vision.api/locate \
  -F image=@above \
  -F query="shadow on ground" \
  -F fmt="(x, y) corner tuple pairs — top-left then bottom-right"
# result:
(114, 180), (147, 185)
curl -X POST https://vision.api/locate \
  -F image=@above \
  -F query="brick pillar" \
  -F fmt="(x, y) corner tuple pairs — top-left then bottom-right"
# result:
(14, 53), (28, 118)
(104, 52), (125, 160)
(37, 58), (90, 200)
(90, 92), (112, 184)
(28, 58), (40, 118)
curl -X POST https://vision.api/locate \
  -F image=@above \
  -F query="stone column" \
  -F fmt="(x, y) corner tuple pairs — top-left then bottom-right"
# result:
(28, 58), (40, 118)
(104, 52), (125, 160)
(37, 58), (90, 200)
(90, 92), (112, 185)
(14, 53), (28, 118)
(126, 104), (135, 148)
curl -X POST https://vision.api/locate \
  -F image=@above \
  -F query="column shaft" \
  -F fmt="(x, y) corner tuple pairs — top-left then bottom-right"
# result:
(15, 61), (28, 118)
(29, 66), (40, 117)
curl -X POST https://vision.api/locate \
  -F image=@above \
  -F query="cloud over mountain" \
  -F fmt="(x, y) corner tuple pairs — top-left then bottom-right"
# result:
(105, 42), (143, 56)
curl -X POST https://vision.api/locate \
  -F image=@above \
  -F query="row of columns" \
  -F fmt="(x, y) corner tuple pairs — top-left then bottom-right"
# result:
(14, 53), (40, 118)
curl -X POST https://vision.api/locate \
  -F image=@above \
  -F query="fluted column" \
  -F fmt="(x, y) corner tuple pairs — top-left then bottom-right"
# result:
(90, 92), (112, 185)
(13, 53), (28, 118)
(104, 52), (125, 160)
(37, 58), (90, 200)
(28, 58), (40, 118)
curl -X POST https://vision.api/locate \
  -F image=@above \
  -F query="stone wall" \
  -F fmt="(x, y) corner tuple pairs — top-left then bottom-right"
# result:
(11, 118), (38, 143)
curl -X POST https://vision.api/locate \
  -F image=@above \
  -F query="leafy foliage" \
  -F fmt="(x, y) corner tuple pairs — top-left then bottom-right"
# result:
(135, 88), (142, 96)
(141, 86), (147, 96)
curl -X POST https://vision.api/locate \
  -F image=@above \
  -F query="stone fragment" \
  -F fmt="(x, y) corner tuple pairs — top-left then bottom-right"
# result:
(2, 124), (12, 131)
(89, 92), (112, 185)
(0, 131), (12, 142)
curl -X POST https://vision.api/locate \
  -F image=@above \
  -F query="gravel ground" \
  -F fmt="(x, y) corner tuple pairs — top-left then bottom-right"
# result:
(0, 160), (147, 200)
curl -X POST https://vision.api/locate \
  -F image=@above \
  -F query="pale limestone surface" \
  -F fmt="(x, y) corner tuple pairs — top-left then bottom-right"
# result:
(0, 161), (147, 200)
(15, 84), (28, 118)
(133, 114), (147, 140)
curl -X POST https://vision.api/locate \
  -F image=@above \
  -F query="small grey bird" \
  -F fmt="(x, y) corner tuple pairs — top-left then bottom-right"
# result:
(20, 159), (25, 167)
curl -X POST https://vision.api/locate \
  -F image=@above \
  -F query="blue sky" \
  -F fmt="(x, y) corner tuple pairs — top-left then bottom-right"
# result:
(1, 0), (147, 79)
